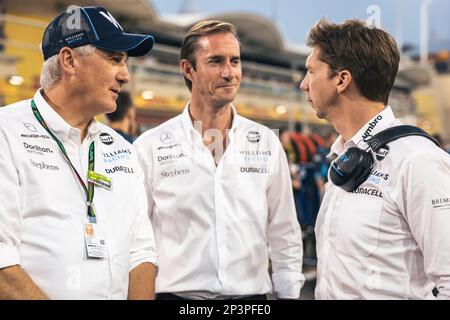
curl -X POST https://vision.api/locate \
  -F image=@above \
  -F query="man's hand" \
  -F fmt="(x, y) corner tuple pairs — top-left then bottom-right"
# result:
(128, 262), (157, 300)
(0, 265), (47, 299)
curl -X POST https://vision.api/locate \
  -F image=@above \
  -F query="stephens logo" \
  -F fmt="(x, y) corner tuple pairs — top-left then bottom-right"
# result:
(30, 159), (59, 171)
(161, 168), (190, 179)
(99, 132), (114, 145)
(246, 131), (261, 144)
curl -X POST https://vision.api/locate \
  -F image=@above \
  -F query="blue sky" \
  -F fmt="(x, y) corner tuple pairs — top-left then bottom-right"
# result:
(151, 0), (450, 52)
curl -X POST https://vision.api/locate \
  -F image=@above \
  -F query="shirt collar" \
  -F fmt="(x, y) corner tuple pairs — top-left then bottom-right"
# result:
(330, 106), (397, 155)
(33, 89), (101, 141)
(180, 101), (240, 139)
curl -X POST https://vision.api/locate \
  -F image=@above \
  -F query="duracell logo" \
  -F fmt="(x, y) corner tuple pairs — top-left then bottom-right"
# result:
(352, 187), (383, 198)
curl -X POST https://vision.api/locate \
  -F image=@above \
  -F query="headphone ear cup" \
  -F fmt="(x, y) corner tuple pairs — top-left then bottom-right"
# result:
(330, 147), (374, 192)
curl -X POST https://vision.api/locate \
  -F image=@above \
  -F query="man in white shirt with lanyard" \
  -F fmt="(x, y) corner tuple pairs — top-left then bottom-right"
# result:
(300, 19), (450, 299)
(134, 20), (304, 300)
(0, 6), (158, 299)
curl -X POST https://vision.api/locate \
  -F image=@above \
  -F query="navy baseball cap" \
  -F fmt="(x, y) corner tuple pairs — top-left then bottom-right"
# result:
(41, 6), (154, 61)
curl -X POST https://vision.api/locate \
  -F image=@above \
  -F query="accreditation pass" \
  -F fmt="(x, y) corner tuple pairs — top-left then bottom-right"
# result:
(83, 220), (108, 258)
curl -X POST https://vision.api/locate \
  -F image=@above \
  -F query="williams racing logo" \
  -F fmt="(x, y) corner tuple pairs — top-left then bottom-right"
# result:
(432, 198), (450, 210)
(103, 149), (131, 163)
(99, 132), (114, 145)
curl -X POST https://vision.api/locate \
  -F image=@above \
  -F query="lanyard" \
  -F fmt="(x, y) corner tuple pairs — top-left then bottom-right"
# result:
(31, 99), (97, 223)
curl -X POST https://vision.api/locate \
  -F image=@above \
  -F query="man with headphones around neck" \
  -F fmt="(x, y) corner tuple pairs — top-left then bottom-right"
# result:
(300, 19), (450, 299)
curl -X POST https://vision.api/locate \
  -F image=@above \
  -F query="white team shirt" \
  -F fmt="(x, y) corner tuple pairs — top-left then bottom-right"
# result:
(134, 104), (304, 299)
(0, 90), (158, 299)
(315, 107), (450, 300)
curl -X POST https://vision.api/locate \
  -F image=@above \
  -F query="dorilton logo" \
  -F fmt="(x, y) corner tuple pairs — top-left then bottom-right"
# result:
(160, 132), (175, 145)
(432, 198), (450, 209)
(105, 166), (134, 174)
(362, 115), (383, 141)
(161, 168), (190, 179)
(157, 153), (187, 163)
(240, 166), (269, 174)
(99, 133), (114, 145)
(30, 159), (59, 171)
(247, 131), (261, 144)
(23, 142), (53, 154)
(21, 134), (50, 139)
(352, 187), (383, 198)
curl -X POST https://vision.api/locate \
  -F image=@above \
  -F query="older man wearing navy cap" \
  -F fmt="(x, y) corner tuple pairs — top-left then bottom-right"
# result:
(0, 6), (158, 299)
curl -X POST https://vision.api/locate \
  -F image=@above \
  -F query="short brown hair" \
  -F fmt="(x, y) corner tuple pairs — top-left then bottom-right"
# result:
(180, 20), (240, 91)
(307, 19), (400, 104)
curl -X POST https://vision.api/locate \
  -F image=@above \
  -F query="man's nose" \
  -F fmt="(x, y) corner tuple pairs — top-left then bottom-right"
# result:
(118, 64), (130, 84)
(221, 62), (234, 80)
(299, 75), (309, 91)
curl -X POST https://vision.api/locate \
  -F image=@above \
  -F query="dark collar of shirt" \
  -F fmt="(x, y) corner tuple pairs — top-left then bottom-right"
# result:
(114, 129), (134, 144)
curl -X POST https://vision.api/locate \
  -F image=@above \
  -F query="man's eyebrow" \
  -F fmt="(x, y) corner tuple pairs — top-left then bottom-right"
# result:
(207, 55), (224, 60)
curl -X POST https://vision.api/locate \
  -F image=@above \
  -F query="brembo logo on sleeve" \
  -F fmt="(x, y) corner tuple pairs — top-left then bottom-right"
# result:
(432, 198), (450, 209)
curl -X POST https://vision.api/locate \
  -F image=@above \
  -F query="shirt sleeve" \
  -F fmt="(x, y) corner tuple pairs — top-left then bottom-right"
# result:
(266, 135), (305, 299)
(133, 138), (156, 219)
(402, 151), (450, 300)
(0, 125), (22, 269)
(128, 152), (159, 272)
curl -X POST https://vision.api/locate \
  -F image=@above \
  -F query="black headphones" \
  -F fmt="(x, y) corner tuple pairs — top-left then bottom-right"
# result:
(330, 125), (441, 192)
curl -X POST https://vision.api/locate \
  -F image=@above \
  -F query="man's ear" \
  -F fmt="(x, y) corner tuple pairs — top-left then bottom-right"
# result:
(180, 59), (194, 82)
(58, 47), (77, 76)
(336, 69), (352, 94)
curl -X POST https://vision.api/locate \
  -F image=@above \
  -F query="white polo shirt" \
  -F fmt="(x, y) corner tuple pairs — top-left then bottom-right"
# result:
(134, 104), (304, 299)
(0, 90), (158, 299)
(315, 107), (450, 300)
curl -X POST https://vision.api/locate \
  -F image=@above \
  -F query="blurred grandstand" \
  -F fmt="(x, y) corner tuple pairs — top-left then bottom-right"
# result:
(1, 0), (448, 142)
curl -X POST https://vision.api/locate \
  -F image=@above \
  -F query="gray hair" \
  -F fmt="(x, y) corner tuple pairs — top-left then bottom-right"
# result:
(40, 45), (96, 89)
